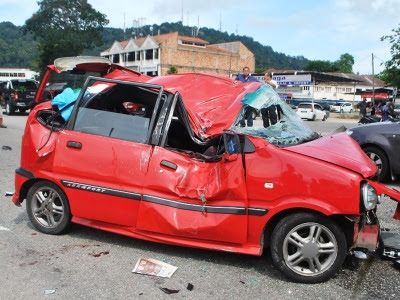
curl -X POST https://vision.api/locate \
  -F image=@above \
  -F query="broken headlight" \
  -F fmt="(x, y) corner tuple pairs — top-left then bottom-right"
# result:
(361, 182), (379, 211)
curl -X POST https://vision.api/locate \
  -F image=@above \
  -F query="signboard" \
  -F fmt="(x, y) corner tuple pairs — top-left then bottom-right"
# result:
(140, 64), (158, 72)
(361, 92), (388, 99)
(272, 74), (311, 86)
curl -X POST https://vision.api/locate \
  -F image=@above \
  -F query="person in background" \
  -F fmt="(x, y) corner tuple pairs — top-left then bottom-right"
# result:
(375, 101), (383, 117)
(261, 72), (281, 127)
(235, 67), (258, 127)
(357, 98), (367, 120)
(0, 96), (6, 128)
(366, 102), (374, 116)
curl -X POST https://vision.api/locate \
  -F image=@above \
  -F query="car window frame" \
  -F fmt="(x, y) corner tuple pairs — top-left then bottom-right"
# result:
(66, 76), (167, 145)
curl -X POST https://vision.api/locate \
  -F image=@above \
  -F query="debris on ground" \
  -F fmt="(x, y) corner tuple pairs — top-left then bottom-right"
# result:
(186, 283), (194, 291)
(44, 290), (56, 295)
(2, 145), (12, 150)
(132, 257), (177, 278)
(159, 287), (179, 294)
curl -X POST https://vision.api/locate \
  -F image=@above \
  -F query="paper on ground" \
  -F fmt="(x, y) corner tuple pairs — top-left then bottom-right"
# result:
(132, 257), (177, 278)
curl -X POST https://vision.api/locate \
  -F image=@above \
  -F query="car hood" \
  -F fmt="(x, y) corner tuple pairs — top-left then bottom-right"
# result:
(285, 132), (377, 178)
(147, 73), (261, 139)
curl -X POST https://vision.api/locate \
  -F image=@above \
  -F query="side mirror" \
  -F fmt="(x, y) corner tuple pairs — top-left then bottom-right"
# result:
(223, 131), (241, 162)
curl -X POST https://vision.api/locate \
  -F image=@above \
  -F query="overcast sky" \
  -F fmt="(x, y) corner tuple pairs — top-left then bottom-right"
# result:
(1, 0), (399, 74)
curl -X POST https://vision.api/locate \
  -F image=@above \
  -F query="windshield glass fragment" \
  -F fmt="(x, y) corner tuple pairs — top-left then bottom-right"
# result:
(232, 84), (318, 147)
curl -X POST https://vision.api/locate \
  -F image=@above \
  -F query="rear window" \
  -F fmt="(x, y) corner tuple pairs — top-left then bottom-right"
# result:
(11, 80), (37, 90)
(298, 103), (312, 109)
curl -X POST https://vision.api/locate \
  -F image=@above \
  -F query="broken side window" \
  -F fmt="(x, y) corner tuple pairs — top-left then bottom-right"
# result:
(71, 78), (162, 144)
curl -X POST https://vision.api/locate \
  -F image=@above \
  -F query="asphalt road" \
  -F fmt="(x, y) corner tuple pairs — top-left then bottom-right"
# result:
(0, 113), (399, 300)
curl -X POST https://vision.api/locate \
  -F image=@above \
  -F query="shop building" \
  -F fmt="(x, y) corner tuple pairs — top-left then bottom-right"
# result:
(100, 32), (254, 77)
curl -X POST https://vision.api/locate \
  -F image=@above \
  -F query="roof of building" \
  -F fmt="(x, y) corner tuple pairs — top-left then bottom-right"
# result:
(102, 32), (241, 56)
(264, 69), (389, 86)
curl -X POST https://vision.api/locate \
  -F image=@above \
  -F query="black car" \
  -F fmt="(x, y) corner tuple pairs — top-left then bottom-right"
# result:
(0, 79), (38, 115)
(347, 122), (400, 181)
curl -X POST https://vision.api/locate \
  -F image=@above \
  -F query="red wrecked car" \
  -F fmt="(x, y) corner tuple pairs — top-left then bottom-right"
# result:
(11, 56), (400, 283)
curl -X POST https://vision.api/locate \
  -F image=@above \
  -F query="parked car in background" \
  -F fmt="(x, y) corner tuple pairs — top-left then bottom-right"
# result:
(394, 103), (400, 114)
(0, 79), (38, 115)
(331, 101), (354, 113)
(11, 56), (400, 284)
(296, 102), (328, 121)
(347, 122), (400, 181)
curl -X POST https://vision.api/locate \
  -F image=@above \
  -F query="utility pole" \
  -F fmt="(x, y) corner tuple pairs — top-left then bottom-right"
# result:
(372, 53), (375, 105)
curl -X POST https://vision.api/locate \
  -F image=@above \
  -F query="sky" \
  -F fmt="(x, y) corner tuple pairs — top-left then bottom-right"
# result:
(1, 0), (399, 74)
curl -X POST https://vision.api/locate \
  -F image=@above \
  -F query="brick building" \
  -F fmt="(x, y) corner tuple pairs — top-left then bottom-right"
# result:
(100, 32), (254, 77)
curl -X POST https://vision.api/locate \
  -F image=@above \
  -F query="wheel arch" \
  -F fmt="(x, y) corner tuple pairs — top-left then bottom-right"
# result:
(17, 178), (63, 204)
(262, 208), (353, 251)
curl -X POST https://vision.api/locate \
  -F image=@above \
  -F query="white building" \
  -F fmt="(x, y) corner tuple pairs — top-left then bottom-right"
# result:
(0, 68), (38, 80)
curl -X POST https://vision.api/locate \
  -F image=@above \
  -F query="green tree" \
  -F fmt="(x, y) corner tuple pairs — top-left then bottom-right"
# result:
(167, 66), (178, 74)
(381, 24), (400, 88)
(304, 60), (336, 72)
(23, 0), (108, 72)
(333, 53), (354, 73)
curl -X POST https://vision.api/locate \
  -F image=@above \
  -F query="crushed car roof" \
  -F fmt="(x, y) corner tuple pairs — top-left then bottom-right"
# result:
(148, 73), (261, 139)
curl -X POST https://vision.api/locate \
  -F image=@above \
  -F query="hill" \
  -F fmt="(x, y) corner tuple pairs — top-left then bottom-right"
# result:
(0, 21), (308, 72)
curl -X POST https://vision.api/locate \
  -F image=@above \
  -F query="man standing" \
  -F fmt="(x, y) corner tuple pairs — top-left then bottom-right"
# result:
(235, 67), (258, 127)
(261, 72), (280, 127)
(357, 98), (367, 120)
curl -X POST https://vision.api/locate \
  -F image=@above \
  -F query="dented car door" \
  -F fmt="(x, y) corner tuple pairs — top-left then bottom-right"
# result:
(136, 97), (248, 244)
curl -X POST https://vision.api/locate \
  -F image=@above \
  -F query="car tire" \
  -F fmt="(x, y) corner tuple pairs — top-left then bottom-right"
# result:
(363, 146), (389, 181)
(19, 109), (27, 114)
(5, 100), (15, 115)
(312, 114), (316, 121)
(350, 109), (353, 113)
(322, 115), (327, 121)
(26, 181), (72, 235)
(270, 212), (347, 283)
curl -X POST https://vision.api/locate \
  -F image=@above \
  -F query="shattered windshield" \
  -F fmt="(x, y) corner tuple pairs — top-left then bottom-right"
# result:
(232, 84), (319, 147)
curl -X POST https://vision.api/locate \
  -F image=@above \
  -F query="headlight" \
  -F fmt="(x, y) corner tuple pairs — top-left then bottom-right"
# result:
(361, 182), (379, 210)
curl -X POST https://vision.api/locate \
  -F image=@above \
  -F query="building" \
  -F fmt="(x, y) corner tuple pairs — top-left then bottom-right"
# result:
(260, 70), (393, 103)
(100, 32), (255, 77)
(0, 68), (38, 80)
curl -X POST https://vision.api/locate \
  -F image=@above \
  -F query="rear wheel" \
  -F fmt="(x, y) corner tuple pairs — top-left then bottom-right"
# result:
(5, 100), (15, 115)
(26, 181), (72, 234)
(311, 114), (316, 121)
(270, 212), (347, 283)
(363, 146), (389, 181)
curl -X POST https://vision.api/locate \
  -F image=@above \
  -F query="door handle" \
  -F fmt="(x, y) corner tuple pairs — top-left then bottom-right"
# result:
(161, 160), (177, 170)
(67, 141), (82, 149)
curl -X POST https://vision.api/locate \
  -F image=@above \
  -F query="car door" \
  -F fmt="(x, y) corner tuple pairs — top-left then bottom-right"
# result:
(51, 77), (165, 227)
(136, 95), (248, 244)
(314, 104), (325, 119)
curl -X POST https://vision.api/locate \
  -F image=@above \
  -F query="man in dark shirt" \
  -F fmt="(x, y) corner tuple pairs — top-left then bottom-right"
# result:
(357, 98), (367, 119)
(235, 67), (258, 127)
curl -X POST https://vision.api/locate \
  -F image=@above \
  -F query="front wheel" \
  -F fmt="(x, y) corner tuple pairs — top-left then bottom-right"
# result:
(26, 181), (72, 234)
(270, 212), (346, 283)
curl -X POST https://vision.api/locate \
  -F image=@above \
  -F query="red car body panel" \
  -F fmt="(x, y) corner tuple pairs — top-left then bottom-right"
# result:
(12, 57), (400, 261)
(148, 73), (261, 139)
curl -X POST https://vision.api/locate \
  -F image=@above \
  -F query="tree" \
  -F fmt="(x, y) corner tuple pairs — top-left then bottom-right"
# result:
(304, 60), (336, 72)
(333, 53), (354, 73)
(23, 0), (108, 72)
(167, 66), (178, 74)
(381, 24), (400, 88)
(304, 53), (354, 73)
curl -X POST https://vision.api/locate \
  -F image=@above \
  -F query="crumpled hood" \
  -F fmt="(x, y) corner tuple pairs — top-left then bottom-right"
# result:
(285, 132), (377, 178)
